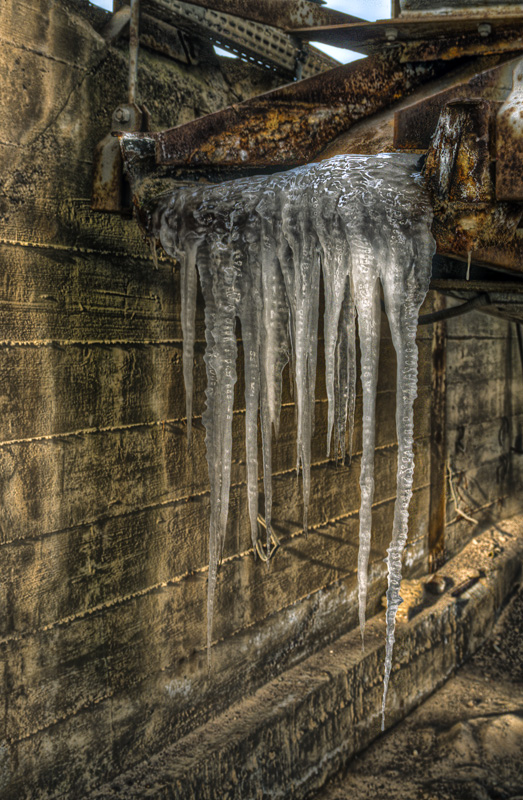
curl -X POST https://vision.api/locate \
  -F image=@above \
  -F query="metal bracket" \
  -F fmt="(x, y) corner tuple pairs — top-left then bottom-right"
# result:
(91, 103), (150, 213)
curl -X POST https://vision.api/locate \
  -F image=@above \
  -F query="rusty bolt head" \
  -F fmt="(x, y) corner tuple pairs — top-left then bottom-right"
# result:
(115, 107), (131, 123)
(477, 23), (492, 38)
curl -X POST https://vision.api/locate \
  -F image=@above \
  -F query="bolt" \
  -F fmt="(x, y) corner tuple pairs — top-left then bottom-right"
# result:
(477, 22), (492, 37)
(114, 107), (131, 123)
(385, 27), (398, 41)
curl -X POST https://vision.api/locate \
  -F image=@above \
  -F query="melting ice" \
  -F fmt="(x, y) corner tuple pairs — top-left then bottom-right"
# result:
(154, 153), (435, 728)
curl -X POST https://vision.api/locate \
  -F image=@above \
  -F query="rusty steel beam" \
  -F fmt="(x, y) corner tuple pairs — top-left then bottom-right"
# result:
(142, 0), (338, 77)
(399, 27), (523, 63)
(172, 0), (366, 29)
(423, 98), (523, 270)
(496, 57), (523, 202)
(290, 13), (523, 61)
(394, 54), (520, 151)
(120, 51), (449, 174)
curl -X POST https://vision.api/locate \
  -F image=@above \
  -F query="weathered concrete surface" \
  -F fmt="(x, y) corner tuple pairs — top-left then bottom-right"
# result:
(316, 562), (523, 800)
(91, 517), (523, 799)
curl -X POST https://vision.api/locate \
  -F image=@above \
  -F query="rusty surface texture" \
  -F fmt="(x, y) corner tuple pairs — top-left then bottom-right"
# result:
(425, 99), (495, 204)
(394, 54), (518, 150)
(496, 56), (523, 201)
(170, 0), (366, 29)
(423, 98), (523, 268)
(120, 50), (447, 175)
(140, 13), (198, 64)
(290, 14), (523, 62)
(399, 27), (523, 63)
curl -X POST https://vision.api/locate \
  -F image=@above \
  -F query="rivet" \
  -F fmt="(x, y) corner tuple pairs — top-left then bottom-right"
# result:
(115, 107), (131, 123)
(477, 22), (492, 37)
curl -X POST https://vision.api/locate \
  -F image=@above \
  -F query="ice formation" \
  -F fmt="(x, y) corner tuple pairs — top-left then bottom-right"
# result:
(154, 153), (435, 727)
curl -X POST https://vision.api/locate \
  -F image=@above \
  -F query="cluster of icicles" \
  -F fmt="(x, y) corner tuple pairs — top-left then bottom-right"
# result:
(154, 153), (435, 727)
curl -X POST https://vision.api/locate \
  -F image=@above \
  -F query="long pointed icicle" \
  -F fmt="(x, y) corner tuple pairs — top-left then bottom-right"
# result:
(353, 260), (381, 646)
(334, 280), (357, 463)
(257, 190), (291, 554)
(280, 175), (321, 533)
(155, 154), (435, 716)
(238, 205), (263, 553)
(314, 167), (351, 459)
(379, 184), (434, 727)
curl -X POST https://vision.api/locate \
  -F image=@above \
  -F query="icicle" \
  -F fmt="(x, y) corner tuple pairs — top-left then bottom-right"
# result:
(154, 153), (435, 705)
(378, 173), (434, 728)
(257, 189), (290, 555)
(280, 172), (321, 534)
(334, 281), (357, 463)
(313, 163), (352, 458)
(180, 239), (200, 446)
(352, 253), (381, 647)
(237, 197), (263, 553)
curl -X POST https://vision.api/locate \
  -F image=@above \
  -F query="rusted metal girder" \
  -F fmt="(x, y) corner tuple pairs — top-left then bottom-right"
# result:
(289, 13), (523, 62)
(394, 54), (520, 150)
(142, 0), (338, 77)
(92, 104), (151, 213)
(120, 50), (448, 177)
(423, 98), (523, 270)
(172, 0), (366, 29)
(496, 57), (523, 201)
(103, 5), (217, 66)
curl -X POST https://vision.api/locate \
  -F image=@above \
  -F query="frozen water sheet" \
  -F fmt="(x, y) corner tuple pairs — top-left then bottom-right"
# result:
(155, 153), (435, 720)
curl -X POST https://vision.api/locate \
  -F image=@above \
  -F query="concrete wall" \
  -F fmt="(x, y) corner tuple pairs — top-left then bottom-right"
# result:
(0, 1), (522, 797)
(444, 306), (523, 557)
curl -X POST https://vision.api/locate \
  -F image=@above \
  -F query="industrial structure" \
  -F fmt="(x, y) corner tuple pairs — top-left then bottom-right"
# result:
(1, 0), (523, 796)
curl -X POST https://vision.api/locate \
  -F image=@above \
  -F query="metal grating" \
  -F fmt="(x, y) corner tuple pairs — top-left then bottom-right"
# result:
(144, 0), (339, 77)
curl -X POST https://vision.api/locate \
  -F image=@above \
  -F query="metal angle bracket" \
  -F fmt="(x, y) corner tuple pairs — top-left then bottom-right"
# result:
(91, 103), (151, 213)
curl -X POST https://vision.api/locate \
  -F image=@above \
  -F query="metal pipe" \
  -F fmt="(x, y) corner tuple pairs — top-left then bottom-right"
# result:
(418, 293), (491, 325)
(129, 0), (140, 105)
(379, 292), (491, 325)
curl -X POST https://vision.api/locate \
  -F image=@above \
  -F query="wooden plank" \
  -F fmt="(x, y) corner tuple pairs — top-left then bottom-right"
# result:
(0, 329), (431, 442)
(0, 342), (205, 442)
(1, 482), (430, 743)
(0, 243), (436, 350)
(0, 0), (106, 67)
(447, 376), (523, 430)
(0, 419), (431, 636)
(0, 244), (191, 343)
(445, 307), (513, 339)
(449, 413), (523, 470)
(6, 698), (114, 800)
(0, 381), (431, 546)
(0, 27), (106, 150)
(445, 453), (523, 541)
(446, 334), (520, 385)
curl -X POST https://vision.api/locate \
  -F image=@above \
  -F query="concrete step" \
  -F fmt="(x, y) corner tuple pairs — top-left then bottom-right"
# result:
(91, 516), (523, 800)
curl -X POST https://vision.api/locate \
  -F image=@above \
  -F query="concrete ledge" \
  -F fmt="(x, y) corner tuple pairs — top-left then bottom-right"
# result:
(93, 516), (523, 800)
